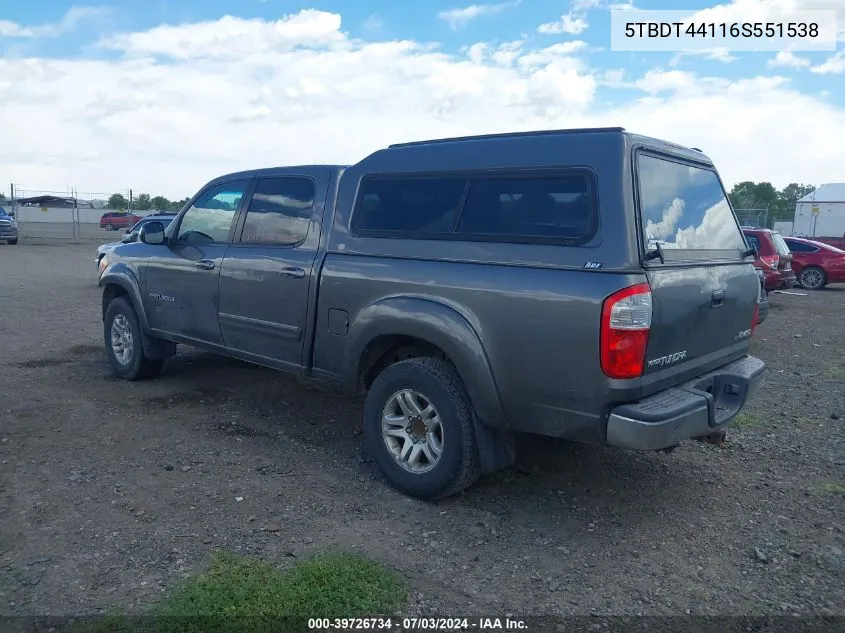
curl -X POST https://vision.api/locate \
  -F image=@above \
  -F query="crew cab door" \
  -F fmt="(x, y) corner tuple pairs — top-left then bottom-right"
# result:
(218, 170), (330, 370)
(144, 179), (251, 345)
(636, 152), (759, 390)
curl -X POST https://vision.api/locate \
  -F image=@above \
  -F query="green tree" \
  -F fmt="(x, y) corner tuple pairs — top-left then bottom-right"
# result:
(777, 183), (815, 219)
(108, 193), (128, 210)
(169, 197), (190, 212)
(729, 181), (779, 211)
(135, 193), (152, 211)
(151, 195), (171, 211)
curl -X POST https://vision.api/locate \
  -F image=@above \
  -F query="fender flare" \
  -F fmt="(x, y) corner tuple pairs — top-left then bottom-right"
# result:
(99, 263), (175, 360)
(99, 263), (150, 330)
(344, 296), (507, 430)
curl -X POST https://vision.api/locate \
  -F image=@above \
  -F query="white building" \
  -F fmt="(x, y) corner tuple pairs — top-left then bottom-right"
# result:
(793, 183), (845, 239)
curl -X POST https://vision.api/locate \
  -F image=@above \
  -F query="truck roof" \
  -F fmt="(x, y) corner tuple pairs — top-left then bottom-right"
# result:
(207, 128), (712, 186)
(355, 127), (713, 173)
(207, 164), (348, 185)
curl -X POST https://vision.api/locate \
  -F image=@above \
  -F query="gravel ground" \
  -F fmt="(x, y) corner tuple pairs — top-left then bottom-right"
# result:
(1, 242), (843, 617)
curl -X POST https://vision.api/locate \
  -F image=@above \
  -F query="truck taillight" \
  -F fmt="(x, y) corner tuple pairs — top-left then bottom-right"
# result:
(600, 283), (652, 379)
(760, 255), (779, 269)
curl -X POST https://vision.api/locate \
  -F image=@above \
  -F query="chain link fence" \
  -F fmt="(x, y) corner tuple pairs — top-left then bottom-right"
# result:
(734, 207), (769, 229)
(7, 185), (160, 241)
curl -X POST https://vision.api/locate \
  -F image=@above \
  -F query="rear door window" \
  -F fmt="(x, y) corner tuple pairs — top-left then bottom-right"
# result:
(745, 234), (762, 253)
(638, 154), (746, 261)
(238, 177), (315, 245)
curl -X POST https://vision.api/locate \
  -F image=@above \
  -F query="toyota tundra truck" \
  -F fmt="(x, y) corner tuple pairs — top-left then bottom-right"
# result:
(98, 127), (765, 500)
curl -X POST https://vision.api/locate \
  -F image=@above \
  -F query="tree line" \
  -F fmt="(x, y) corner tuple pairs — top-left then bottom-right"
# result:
(107, 192), (191, 213)
(4, 183), (816, 223)
(727, 182), (815, 223)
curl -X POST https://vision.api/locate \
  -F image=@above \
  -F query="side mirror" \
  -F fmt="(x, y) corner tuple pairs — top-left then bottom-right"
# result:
(139, 221), (166, 245)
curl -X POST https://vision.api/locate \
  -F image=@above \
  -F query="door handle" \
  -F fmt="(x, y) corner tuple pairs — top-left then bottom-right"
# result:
(280, 266), (305, 279)
(711, 289), (725, 307)
(195, 259), (215, 270)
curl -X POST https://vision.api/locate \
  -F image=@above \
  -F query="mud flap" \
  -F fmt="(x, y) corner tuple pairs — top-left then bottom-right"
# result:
(473, 415), (516, 474)
(141, 333), (177, 360)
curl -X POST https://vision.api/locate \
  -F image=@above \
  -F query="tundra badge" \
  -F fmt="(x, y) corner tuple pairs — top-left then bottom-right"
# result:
(647, 350), (687, 368)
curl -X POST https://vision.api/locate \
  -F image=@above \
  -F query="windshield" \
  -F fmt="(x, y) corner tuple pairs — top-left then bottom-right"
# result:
(130, 217), (173, 233)
(638, 154), (746, 260)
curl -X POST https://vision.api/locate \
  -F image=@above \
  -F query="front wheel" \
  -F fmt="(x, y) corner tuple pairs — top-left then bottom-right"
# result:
(798, 266), (826, 290)
(7, 239), (17, 245)
(104, 297), (163, 380)
(364, 357), (481, 500)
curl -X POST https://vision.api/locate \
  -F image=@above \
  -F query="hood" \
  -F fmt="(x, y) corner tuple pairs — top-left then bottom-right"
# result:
(97, 241), (123, 255)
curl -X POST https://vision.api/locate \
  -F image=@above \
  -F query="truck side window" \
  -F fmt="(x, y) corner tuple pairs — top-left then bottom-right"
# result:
(456, 175), (592, 240)
(351, 177), (467, 234)
(177, 181), (249, 243)
(239, 177), (315, 246)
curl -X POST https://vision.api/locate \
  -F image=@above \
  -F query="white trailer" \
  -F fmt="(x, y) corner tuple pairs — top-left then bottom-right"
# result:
(794, 184), (845, 248)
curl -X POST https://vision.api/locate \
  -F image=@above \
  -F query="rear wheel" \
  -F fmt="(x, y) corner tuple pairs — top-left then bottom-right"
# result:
(364, 357), (481, 500)
(798, 266), (826, 290)
(104, 297), (164, 380)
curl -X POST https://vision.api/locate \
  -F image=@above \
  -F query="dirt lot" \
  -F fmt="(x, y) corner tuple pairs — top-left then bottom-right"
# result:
(1, 241), (843, 617)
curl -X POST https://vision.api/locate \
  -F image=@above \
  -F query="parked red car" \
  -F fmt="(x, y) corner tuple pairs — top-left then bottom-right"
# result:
(783, 236), (845, 289)
(809, 234), (845, 251)
(100, 211), (142, 231)
(742, 228), (796, 291)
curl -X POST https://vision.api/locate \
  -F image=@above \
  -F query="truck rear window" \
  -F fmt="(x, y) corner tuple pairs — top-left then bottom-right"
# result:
(637, 154), (746, 259)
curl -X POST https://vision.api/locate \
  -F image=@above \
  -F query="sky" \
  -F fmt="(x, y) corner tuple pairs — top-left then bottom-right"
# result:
(0, 0), (843, 200)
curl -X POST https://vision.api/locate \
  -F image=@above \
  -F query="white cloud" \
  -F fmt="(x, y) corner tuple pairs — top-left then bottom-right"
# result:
(811, 51), (845, 73)
(0, 6), (109, 39)
(537, 0), (638, 35)
(437, 1), (520, 30)
(361, 14), (384, 32)
(768, 50), (811, 67)
(669, 48), (738, 66)
(1, 9), (845, 199)
(537, 15), (589, 35)
(679, 0), (845, 41)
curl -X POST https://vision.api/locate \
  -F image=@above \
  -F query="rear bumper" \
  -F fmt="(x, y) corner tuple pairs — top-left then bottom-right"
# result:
(606, 355), (765, 451)
(762, 268), (795, 290)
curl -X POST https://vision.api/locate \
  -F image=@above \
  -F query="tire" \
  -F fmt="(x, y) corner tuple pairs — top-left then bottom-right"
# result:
(7, 239), (17, 245)
(364, 357), (481, 500)
(105, 223), (114, 231)
(798, 266), (826, 290)
(103, 297), (164, 380)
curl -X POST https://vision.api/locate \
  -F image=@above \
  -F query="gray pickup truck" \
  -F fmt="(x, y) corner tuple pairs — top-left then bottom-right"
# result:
(99, 127), (765, 499)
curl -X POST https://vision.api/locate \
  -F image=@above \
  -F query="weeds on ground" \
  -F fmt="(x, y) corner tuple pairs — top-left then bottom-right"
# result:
(823, 367), (845, 380)
(819, 482), (845, 495)
(73, 551), (406, 633)
(731, 412), (764, 429)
